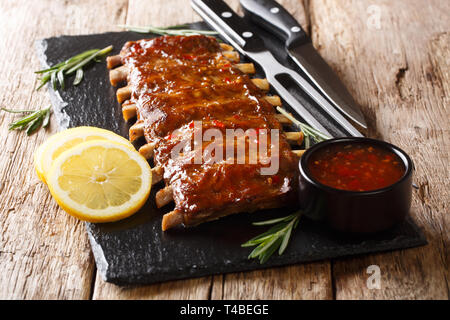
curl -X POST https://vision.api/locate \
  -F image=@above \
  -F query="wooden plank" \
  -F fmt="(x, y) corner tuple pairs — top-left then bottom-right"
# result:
(92, 271), (212, 300)
(307, 0), (449, 299)
(125, 0), (200, 27)
(213, 263), (332, 300)
(0, 0), (128, 299)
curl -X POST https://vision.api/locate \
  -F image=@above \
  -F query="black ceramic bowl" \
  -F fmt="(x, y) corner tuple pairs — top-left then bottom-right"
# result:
(298, 137), (413, 233)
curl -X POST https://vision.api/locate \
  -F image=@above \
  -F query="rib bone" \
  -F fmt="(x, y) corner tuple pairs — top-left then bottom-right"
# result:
(139, 143), (155, 159)
(117, 86), (131, 103)
(122, 102), (137, 121)
(285, 132), (304, 145)
(106, 55), (122, 69)
(251, 78), (269, 91)
(292, 149), (306, 157)
(156, 185), (173, 208)
(222, 51), (239, 62)
(109, 66), (128, 86)
(151, 165), (163, 185)
(129, 121), (144, 142)
(219, 43), (234, 51)
(264, 95), (281, 106)
(275, 113), (292, 125)
(235, 63), (255, 74)
(162, 210), (184, 231)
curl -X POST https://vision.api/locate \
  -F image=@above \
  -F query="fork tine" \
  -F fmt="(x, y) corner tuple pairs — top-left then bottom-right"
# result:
(286, 70), (363, 137)
(267, 75), (332, 137)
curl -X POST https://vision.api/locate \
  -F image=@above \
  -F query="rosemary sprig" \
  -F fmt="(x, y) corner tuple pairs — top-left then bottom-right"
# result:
(2, 106), (51, 135)
(35, 45), (113, 90)
(276, 106), (331, 147)
(119, 24), (219, 36)
(242, 210), (302, 264)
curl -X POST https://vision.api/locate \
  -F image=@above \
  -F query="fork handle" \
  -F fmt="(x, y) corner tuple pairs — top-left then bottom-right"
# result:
(192, 0), (266, 52)
(240, 0), (309, 48)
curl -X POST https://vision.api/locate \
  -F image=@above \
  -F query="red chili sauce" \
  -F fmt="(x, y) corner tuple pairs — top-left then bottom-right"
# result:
(307, 143), (405, 192)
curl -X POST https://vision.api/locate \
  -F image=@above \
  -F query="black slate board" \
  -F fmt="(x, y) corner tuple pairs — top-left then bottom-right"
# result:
(36, 22), (426, 285)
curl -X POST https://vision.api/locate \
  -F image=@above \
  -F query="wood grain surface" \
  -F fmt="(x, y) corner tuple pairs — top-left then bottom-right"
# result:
(0, 0), (448, 300)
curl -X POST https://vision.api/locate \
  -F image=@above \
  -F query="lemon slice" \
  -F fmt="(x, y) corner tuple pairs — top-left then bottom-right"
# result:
(39, 126), (133, 181)
(46, 140), (152, 223)
(34, 132), (62, 183)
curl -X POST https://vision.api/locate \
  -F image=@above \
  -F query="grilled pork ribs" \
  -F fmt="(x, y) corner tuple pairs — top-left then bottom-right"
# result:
(107, 35), (300, 230)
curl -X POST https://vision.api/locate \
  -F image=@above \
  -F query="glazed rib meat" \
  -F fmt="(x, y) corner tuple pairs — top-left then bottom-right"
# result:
(108, 35), (300, 230)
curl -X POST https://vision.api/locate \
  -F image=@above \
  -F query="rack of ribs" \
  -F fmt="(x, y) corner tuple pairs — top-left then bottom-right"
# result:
(107, 35), (304, 231)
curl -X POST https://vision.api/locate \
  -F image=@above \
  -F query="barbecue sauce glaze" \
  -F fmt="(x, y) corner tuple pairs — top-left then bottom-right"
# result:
(308, 143), (405, 191)
(121, 36), (299, 225)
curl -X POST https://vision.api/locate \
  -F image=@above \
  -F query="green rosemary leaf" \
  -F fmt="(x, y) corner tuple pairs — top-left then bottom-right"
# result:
(51, 71), (58, 90)
(162, 24), (189, 29)
(57, 69), (65, 90)
(26, 114), (44, 135)
(66, 52), (98, 75)
(278, 221), (294, 255)
(1, 108), (35, 113)
(241, 223), (287, 247)
(3, 107), (51, 134)
(8, 110), (41, 130)
(34, 66), (59, 74)
(36, 80), (47, 91)
(73, 68), (84, 86)
(36, 57), (72, 74)
(252, 213), (296, 226)
(42, 107), (51, 128)
(65, 49), (99, 64)
(36, 73), (51, 90)
(305, 134), (311, 149)
(241, 234), (273, 247)
(35, 45), (113, 90)
(119, 24), (219, 36)
(66, 46), (112, 75)
(99, 45), (114, 55)
(294, 217), (300, 229)
(259, 238), (283, 264)
(248, 234), (282, 259)
(242, 210), (302, 264)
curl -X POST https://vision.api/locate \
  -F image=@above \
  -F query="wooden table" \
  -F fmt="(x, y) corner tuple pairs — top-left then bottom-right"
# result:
(0, 0), (448, 300)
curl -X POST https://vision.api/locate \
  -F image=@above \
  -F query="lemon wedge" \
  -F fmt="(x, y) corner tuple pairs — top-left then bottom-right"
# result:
(38, 126), (133, 181)
(46, 140), (152, 223)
